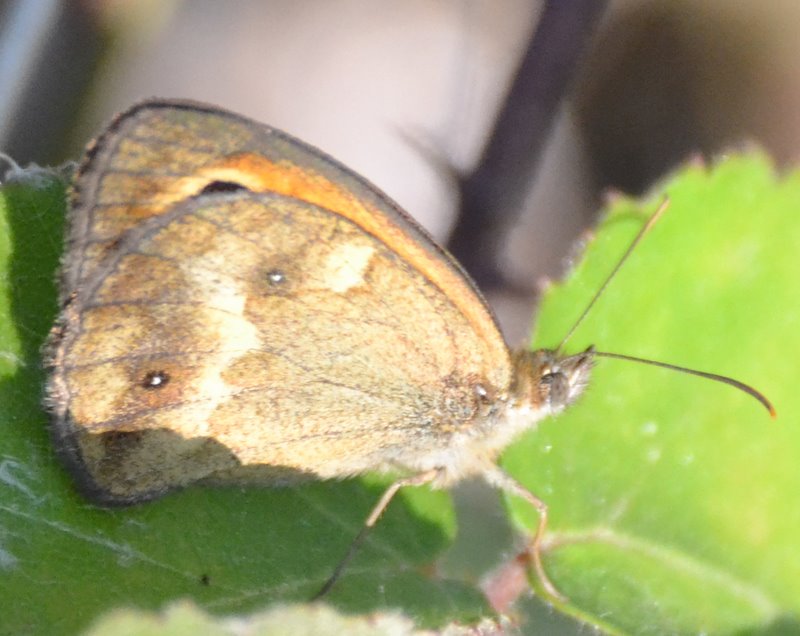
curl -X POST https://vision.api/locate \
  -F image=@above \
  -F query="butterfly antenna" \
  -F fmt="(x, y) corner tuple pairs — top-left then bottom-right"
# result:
(594, 351), (776, 417)
(553, 197), (775, 417)
(557, 197), (670, 353)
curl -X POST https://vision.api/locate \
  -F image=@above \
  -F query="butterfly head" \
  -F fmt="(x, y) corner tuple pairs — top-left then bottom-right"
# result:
(510, 346), (594, 416)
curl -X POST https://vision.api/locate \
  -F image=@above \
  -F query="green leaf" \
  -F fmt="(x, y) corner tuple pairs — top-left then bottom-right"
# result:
(3, 151), (798, 635)
(503, 153), (799, 634)
(0, 170), (485, 634)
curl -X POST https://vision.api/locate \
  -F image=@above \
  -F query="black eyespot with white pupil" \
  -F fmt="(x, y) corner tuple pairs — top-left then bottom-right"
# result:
(267, 269), (286, 285)
(142, 371), (170, 389)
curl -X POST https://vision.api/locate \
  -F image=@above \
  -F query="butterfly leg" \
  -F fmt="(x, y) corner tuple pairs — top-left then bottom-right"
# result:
(312, 467), (441, 600)
(483, 466), (565, 602)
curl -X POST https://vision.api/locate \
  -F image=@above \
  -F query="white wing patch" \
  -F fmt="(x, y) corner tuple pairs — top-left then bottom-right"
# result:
(321, 243), (376, 293)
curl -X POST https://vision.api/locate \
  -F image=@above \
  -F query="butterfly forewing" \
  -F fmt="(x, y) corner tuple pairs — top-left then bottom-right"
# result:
(47, 101), (513, 504)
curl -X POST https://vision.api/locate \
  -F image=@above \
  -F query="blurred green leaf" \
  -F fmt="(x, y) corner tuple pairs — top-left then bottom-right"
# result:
(84, 602), (427, 636)
(504, 153), (799, 634)
(2, 152), (797, 636)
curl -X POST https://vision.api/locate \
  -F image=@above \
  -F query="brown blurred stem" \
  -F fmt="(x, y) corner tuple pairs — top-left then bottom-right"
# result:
(447, 0), (608, 288)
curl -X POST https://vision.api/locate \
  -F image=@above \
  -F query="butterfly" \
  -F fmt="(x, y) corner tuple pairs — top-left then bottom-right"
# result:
(46, 100), (773, 601)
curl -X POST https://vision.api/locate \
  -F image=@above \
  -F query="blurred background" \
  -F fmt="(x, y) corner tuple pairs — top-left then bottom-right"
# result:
(4, 0), (800, 339)
(2, 0), (798, 632)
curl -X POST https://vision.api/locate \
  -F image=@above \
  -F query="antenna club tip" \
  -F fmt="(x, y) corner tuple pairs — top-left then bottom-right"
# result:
(768, 405), (777, 419)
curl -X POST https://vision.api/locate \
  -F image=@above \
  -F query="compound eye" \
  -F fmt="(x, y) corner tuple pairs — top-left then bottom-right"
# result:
(539, 371), (569, 408)
(540, 372), (557, 386)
